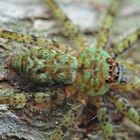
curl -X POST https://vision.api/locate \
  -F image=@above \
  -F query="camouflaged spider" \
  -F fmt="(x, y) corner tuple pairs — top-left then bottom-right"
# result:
(0, 0), (140, 140)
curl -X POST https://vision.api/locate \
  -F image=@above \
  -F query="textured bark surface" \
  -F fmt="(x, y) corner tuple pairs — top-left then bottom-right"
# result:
(0, 0), (140, 140)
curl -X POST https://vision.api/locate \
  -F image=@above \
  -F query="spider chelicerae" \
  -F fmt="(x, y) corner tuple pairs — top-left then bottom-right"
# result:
(0, 0), (140, 140)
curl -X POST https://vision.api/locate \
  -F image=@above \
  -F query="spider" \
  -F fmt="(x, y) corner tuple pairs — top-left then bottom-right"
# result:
(0, 0), (140, 140)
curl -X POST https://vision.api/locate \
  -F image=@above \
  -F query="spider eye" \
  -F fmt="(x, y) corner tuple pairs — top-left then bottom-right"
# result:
(106, 58), (127, 83)
(116, 64), (127, 83)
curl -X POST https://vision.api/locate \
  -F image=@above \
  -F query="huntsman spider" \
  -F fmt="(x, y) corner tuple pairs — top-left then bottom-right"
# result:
(0, 0), (140, 140)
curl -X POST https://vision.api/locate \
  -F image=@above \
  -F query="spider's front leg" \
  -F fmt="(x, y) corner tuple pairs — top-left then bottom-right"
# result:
(96, 0), (120, 49)
(110, 76), (140, 93)
(110, 60), (140, 92)
(108, 28), (140, 58)
(49, 103), (84, 140)
(124, 77), (140, 91)
(44, 0), (88, 51)
(116, 60), (140, 74)
(108, 92), (140, 126)
(94, 97), (115, 140)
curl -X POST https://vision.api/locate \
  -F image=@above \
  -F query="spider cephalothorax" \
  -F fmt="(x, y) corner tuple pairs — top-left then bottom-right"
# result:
(0, 0), (140, 140)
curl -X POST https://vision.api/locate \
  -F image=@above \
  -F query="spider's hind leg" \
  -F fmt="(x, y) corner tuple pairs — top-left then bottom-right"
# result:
(108, 28), (140, 58)
(0, 85), (66, 108)
(0, 92), (52, 107)
(49, 103), (84, 140)
(0, 28), (69, 53)
(44, 0), (88, 51)
(108, 92), (140, 126)
(96, 0), (120, 49)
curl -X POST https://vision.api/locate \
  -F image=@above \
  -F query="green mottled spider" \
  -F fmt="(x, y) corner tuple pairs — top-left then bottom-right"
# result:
(0, 0), (140, 140)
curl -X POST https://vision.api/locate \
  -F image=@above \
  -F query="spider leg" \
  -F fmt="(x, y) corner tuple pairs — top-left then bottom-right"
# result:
(117, 60), (140, 74)
(44, 0), (88, 51)
(49, 103), (84, 140)
(95, 97), (115, 140)
(110, 60), (140, 92)
(108, 28), (140, 58)
(0, 29), (69, 53)
(110, 76), (140, 92)
(0, 92), (51, 106)
(0, 87), (66, 108)
(108, 92), (140, 125)
(96, 0), (120, 49)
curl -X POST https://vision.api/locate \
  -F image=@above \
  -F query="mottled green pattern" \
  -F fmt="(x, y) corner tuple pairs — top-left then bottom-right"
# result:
(10, 47), (77, 86)
(76, 48), (110, 96)
(10, 46), (111, 95)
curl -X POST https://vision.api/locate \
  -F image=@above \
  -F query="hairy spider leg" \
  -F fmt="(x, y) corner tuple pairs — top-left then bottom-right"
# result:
(0, 29), (69, 53)
(110, 76), (140, 92)
(49, 104), (84, 140)
(0, 81), (66, 109)
(0, 92), (51, 106)
(108, 28), (140, 58)
(44, 0), (89, 51)
(110, 60), (140, 92)
(95, 97), (115, 140)
(96, 0), (120, 49)
(117, 60), (140, 74)
(108, 92), (140, 125)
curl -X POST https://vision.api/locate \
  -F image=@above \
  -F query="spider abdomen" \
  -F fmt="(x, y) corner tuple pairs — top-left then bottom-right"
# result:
(9, 47), (78, 86)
